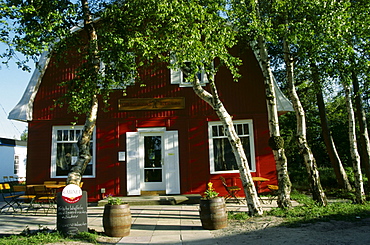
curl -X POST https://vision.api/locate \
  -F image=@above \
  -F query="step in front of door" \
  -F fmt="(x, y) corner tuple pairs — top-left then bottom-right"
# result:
(141, 190), (166, 196)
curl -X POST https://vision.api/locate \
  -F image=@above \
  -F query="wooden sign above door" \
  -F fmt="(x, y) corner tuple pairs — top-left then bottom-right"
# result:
(118, 97), (185, 111)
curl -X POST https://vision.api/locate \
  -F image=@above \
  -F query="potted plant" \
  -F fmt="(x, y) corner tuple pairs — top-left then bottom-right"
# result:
(199, 182), (228, 230)
(102, 195), (131, 237)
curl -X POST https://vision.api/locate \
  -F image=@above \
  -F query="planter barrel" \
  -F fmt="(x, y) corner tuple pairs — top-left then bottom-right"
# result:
(103, 204), (132, 237)
(199, 197), (228, 230)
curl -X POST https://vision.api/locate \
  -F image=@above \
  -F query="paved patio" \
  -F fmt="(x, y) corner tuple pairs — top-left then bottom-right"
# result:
(0, 196), (280, 244)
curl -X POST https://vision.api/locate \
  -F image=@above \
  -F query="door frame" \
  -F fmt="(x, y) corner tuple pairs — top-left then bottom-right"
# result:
(126, 127), (180, 196)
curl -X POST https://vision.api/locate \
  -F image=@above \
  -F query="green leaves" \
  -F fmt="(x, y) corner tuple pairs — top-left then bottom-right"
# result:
(1, 0), (243, 114)
(100, 0), (240, 83)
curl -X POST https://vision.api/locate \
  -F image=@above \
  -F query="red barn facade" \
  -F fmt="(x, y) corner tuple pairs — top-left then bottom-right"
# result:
(9, 45), (293, 202)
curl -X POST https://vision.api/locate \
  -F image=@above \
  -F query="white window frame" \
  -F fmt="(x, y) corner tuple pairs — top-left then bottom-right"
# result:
(14, 155), (19, 175)
(208, 120), (256, 174)
(51, 125), (96, 178)
(170, 66), (209, 87)
(170, 54), (211, 87)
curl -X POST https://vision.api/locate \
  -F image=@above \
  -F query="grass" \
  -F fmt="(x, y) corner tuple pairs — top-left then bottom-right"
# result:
(270, 191), (370, 226)
(228, 211), (250, 220)
(0, 226), (100, 245)
(229, 190), (370, 227)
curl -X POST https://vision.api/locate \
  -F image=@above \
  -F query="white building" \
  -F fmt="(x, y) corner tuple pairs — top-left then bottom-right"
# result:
(0, 137), (27, 182)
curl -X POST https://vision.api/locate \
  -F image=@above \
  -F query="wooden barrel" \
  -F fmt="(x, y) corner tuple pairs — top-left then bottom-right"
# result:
(199, 197), (228, 230)
(103, 204), (132, 237)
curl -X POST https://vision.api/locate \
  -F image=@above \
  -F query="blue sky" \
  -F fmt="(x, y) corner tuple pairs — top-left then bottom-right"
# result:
(0, 44), (33, 140)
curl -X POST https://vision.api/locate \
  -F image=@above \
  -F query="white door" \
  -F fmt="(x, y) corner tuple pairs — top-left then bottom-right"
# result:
(126, 132), (140, 195)
(126, 128), (180, 195)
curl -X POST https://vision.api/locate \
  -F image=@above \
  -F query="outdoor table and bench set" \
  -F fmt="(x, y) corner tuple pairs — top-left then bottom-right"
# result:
(0, 181), (67, 214)
(2, 175), (275, 213)
(220, 176), (278, 204)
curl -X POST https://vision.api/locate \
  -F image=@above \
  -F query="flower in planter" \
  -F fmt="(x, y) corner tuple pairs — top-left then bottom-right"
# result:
(202, 182), (219, 199)
(105, 194), (125, 205)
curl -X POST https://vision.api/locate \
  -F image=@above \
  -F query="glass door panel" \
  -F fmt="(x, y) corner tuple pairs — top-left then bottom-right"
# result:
(144, 136), (163, 183)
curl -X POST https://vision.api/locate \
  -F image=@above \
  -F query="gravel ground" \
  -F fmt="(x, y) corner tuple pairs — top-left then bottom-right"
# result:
(212, 216), (370, 245)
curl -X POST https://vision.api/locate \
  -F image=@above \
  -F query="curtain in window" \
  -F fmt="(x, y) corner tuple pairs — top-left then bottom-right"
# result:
(56, 143), (78, 170)
(213, 136), (251, 171)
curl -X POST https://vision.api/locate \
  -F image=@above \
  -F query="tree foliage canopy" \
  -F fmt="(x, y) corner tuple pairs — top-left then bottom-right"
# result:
(1, 0), (241, 114)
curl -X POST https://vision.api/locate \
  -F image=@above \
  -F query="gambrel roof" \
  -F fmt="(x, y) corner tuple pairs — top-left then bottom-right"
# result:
(9, 51), (293, 122)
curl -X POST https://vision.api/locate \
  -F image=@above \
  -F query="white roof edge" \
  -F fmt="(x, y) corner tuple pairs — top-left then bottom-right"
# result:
(250, 41), (293, 113)
(7, 19), (101, 123)
(8, 51), (51, 122)
(273, 76), (294, 113)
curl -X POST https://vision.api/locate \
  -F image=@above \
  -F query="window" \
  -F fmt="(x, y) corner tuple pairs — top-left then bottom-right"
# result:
(209, 120), (256, 173)
(170, 55), (210, 87)
(51, 126), (95, 178)
(14, 155), (19, 175)
(170, 67), (208, 87)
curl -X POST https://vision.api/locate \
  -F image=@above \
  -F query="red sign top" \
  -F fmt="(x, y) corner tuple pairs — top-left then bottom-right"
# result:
(61, 184), (83, 204)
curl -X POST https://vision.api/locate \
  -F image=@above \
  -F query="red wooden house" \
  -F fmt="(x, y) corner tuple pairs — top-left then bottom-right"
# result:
(9, 45), (293, 202)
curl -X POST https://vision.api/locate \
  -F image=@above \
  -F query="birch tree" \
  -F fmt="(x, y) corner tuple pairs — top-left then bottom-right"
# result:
(186, 65), (263, 216)
(266, 0), (328, 205)
(343, 82), (366, 203)
(1, 0), (148, 185)
(119, 0), (264, 216)
(64, 0), (99, 185)
(331, 0), (368, 202)
(348, 0), (370, 189)
(1, 0), (97, 186)
(229, 0), (292, 208)
(253, 36), (292, 208)
(283, 40), (327, 206)
(306, 0), (368, 200)
(320, 0), (368, 201)
(281, 0), (353, 192)
(353, 73), (370, 189)
(1, 0), (227, 186)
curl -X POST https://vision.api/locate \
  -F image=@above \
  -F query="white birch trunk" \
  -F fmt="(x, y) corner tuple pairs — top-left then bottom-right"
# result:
(248, 0), (291, 208)
(352, 72), (370, 189)
(191, 72), (263, 216)
(67, 0), (99, 186)
(250, 36), (291, 208)
(283, 40), (327, 206)
(343, 83), (365, 204)
(67, 95), (98, 185)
